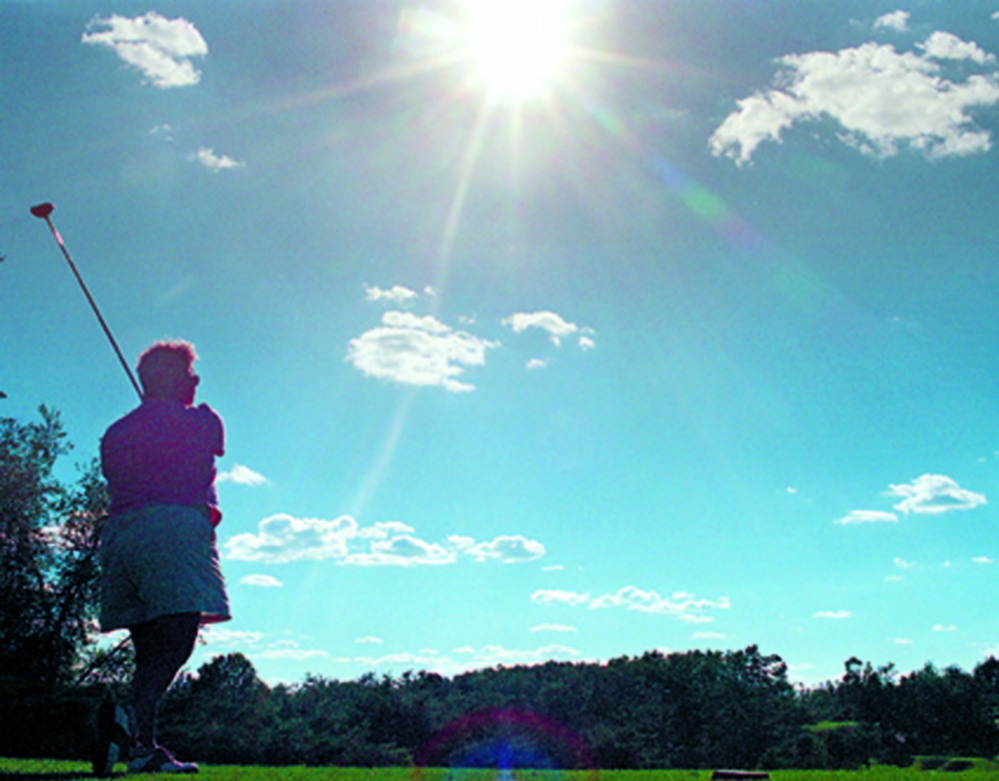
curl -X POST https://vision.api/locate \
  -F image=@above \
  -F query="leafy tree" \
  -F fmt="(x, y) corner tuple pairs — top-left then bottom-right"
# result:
(0, 406), (108, 686)
(0, 406), (110, 758)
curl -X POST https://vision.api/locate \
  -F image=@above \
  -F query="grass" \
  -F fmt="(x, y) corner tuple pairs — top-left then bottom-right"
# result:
(3, 763), (999, 780)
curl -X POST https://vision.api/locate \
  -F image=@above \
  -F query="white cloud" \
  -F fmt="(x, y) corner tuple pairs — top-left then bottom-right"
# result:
(920, 32), (996, 65)
(354, 636), (384, 644)
(218, 464), (268, 486)
(532, 586), (730, 622)
(894, 557), (916, 569)
(502, 311), (595, 348)
(225, 515), (543, 567)
(82, 12), (207, 88)
(578, 336), (596, 351)
(531, 589), (592, 606)
(239, 574), (283, 588)
(466, 644), (581, 664)
(347, 311), (498, 392)
(199, 628), (265, 646)
(874, 11), (910, 32)
(834, 509), (899, 525)
(224, 514), (358, 563)
(526, 358), (548, 370)
(590, 587), (731, 620)
(461, 535), (545, 563)
(710, 33), (999, 165)
(973, 556), (995, 565)
(258, 639), (329, 661)
(343, 535), (456, 567)
(894, 637), (913, 645)
(190, 147), (246, 172)
(530, 624), (577, 633)
(813, 610), (852, 619)
(887, 474), (987, 515)
(358, 521), (415, 539)
(365, 285), (419, 303)
(933, 624), (957, 632)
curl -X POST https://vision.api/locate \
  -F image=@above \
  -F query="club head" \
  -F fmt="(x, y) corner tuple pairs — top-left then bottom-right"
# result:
(30, 202), (55, 219)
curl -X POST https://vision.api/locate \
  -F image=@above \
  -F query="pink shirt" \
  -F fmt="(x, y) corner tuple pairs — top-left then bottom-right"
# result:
(101, 399), (225, 521)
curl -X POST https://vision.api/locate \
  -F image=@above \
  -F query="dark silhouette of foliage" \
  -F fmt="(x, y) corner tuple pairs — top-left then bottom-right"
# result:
(0, 407), (110, 758)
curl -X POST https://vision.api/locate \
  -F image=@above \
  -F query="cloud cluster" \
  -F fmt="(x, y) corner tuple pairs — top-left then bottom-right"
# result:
(710, 28), (999, 165)
(532, 586), (730, 623)
(82, 12), (207, 88)
(834, 474), (985, 525)
(348, 290), (596, 391)
(224, 514), (545, 566)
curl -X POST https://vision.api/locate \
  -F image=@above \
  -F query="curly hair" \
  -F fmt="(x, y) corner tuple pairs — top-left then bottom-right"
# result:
(137, 340), (198, 400)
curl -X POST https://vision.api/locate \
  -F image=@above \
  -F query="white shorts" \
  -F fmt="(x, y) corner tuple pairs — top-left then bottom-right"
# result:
(99, 504), (231, 632)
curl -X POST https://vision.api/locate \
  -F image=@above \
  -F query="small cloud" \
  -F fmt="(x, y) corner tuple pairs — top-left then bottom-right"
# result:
(933, 624), (957, 632)
(834, 510), (899, 525)
(461, 644), (581, 665)
(920, 31), (996, 65)
(887, 474), (986, 515)
(461, 535), (545, 563)
(503, 311), (596, 348)
(355, 636), (384, 644)
(578, 336), (596, 351)
(82, 12), (207, 88)
(588, 587), (731, 621)
(258, 640), (329, 661)
(542, 565), (564, 572)
(347, 311), (499, 392)
(894, 637), (913, 645)
(199, 628), (265, 646)
(973, 556), (995, 565)
(885, 575), (905, 582)
(874, 10), (910, 32)
(239, 574), (283, 588)
(342, 535), (456, 567)
(813, 610), (852, 619)
(526, 358), (548, 370)
(224, 514), (358, 563)
(531, 589), (591, 606)
(894, 557), (916, 569)
(149, 123), (174, 141)
(365, 285), (419, 303)
(218, 464), (269, 486)
(530, 624), (577, 633)
(190, 147), (246, 172)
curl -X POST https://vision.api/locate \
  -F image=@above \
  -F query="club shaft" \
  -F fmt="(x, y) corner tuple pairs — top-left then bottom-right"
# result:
(42, 216), (143, 401)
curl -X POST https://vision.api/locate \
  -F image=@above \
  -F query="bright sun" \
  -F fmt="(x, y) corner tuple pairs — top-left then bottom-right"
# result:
(462, 0), (571, 100)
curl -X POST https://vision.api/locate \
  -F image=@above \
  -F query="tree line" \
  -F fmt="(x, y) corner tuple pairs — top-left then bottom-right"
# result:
(3, 407), (999, 768)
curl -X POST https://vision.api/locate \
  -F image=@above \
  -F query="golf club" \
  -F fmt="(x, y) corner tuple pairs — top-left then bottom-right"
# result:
(30, 202), (143, 400)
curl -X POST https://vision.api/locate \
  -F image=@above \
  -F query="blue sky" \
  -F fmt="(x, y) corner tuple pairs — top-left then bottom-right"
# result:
(4, 0), (999, 687)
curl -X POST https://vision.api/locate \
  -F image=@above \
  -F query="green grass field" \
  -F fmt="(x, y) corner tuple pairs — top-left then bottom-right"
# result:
(4, 762), (999, 780)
